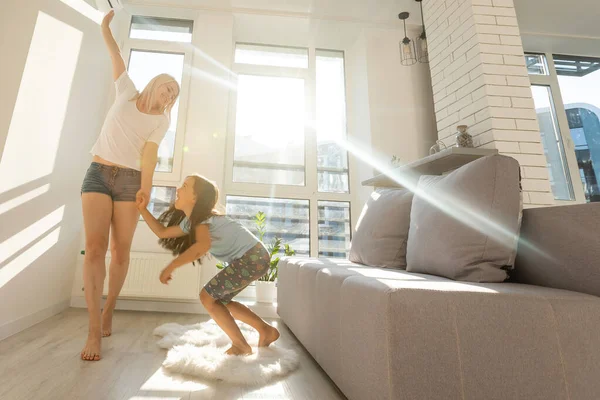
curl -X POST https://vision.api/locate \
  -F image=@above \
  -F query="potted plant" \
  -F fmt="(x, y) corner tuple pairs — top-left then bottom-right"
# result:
(217, 211), (295, 303)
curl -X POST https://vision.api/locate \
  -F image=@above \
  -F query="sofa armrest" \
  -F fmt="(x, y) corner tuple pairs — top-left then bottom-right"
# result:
(512, 203), (600, 297)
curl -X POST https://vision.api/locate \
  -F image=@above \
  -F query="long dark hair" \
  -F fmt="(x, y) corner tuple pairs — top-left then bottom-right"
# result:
(158, 174), (222, 257)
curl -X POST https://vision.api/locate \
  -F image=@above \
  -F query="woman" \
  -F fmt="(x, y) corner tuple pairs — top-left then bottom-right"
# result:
(80, 10), (180, 361)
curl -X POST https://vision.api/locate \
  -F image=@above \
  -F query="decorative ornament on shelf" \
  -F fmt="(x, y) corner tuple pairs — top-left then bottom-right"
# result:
(398, 12), (417, 66)
(415, 0), (429, 64)
(456, 125), (474, 148)
(429, 139), (448, 155)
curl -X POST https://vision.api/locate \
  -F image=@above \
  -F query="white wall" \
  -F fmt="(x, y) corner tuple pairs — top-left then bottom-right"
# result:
(0, 0), (112, 339)
(365, 26), (437, 167)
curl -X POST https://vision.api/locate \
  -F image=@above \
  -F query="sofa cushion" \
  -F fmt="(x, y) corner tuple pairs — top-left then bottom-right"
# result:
(349, 188), (413, 269)
(406, 155), (522, 282)
(276, 257), (360, 358)
(513, 203), (600, 297)
(339, 276), (599, 400)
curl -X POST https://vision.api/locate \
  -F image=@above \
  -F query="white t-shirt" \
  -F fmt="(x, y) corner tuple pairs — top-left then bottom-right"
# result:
(90, 71), (170, 171)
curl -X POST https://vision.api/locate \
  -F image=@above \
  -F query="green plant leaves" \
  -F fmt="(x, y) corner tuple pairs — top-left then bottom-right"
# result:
(216, 211), (295, 283)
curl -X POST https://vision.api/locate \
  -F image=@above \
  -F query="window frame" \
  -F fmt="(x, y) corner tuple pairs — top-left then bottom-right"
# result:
(317, 200), (352, 259)
(129, 15), (194, 44)
(224, 45), (352, 258)
(122, 15), (194, 183)
(139, 184), (177, 221)
(526, 52), (587, 204)
(225, 194), (312, 257)
(315, 49), (351, 194)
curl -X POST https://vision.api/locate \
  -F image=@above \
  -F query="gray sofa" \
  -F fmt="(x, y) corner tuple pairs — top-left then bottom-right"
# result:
(278, 198), (600, 399)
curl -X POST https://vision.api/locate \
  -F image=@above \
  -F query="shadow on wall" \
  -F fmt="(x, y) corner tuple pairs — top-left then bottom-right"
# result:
(0, 1), (111, 328)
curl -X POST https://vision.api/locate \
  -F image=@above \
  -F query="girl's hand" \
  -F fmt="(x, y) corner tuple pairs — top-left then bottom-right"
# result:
(159, 265), (175, 284)
(136, 191), (149, 211)
(102, 10), (115, 28)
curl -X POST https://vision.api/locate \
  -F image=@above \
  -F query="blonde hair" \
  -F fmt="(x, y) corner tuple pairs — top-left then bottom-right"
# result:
(131, 73), (180, 116)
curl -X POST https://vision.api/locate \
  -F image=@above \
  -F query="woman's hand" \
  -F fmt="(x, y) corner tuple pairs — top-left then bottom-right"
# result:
(101, 10), (115, 29)
(160, 265), (176, 284)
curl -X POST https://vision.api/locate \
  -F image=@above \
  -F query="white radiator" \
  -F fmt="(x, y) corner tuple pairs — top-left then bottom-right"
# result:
(72, 252), (201, 301)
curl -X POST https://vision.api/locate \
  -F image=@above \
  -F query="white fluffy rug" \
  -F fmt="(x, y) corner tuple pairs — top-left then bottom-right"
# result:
(153, 320), (300, 385)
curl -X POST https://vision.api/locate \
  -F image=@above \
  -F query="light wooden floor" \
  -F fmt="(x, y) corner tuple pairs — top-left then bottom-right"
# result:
(0, 308), (346, 400)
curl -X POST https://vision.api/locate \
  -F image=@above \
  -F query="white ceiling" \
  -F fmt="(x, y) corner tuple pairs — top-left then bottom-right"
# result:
(125, 0), (600, 41)
(514, 0), (600, 57)
(126, 0), (421, 25)
(514, 0), (600, 39)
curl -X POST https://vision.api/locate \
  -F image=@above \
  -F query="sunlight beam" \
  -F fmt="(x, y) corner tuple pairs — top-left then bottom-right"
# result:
(190, 45), (238, 79)
(334, 136), (552, 261)
(0, 226), (61, 288)
(140, 367), (208, 392)
(0, 184), (50, 216)
(189, 68), (237, 91)
(0, 206), (65, 265)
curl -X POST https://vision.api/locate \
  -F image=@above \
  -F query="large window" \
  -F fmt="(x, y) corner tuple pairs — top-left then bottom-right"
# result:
(317, 50), (349, 194)
(526, 53), (594, 204)
(125, 15), (192, 181)
(234, 43), (309, 68)
(129, 16), (193, 43)
(141, 186), (177, 220)
(232, 74), (306, 186)
(318, 201), (351, 258)
(554, 55), (600, 202)
(525, 54), (549, 75)
(226, 196), (310, 256)
(530, 85), (574, 200)
(225, 44), (351, 257)
(128, 50), (184, 173)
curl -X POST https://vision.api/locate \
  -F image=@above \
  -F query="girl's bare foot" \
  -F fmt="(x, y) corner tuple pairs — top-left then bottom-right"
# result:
(81, 331), (102, 361)
(258, 325), (280, 347)
(101, 309), (113, 337)
(225, 343), (252, 356)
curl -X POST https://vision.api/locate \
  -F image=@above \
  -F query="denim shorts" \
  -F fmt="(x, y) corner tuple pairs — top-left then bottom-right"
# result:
(81, 162), (141, 202)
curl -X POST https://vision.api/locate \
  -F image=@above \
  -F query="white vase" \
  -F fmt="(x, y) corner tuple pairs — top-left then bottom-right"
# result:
(255, 281), (277, 303)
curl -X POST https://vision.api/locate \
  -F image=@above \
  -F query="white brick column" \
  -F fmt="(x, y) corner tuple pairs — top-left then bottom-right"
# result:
(423, 0), (555, 207)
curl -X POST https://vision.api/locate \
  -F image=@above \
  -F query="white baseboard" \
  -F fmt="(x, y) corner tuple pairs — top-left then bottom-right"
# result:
(0, 299), (71, 341)
(69, 296), (279, 319)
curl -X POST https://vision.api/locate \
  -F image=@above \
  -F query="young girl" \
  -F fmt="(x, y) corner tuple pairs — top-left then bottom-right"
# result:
(138, 174), (280, 355)
(81, 10), (180, 362)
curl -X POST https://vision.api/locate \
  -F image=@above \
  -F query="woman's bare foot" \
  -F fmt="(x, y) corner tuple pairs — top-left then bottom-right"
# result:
(225, 343), (253, 356)
(81, 331), (102, 361)
(101, 308), (113, 337)
(258, 325), (280, 347)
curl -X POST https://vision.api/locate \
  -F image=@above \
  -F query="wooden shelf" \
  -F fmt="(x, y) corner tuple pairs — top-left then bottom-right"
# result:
(362, 147), (498, 188)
